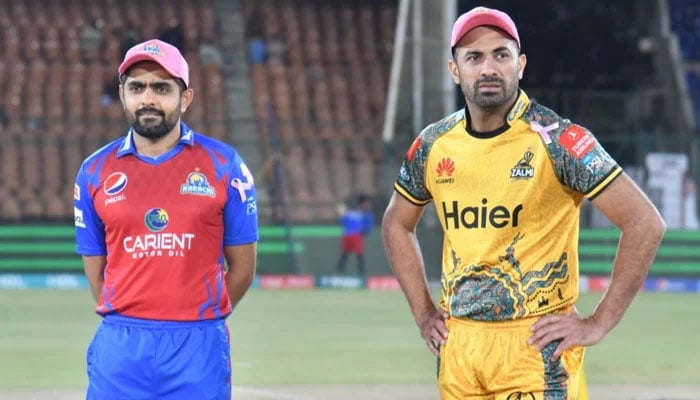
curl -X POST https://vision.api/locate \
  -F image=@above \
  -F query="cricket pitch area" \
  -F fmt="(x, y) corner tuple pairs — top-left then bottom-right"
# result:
(2, 291), (699, 400)
(1, 384), (699, 400)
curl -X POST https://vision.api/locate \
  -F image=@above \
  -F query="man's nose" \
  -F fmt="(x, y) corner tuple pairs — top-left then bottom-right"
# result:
(479, 57), (498, 76)
(141, 87), (157, 105)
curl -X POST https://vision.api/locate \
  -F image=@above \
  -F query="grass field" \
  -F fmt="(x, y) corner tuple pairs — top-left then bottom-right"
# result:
(1, 289), (699, 396)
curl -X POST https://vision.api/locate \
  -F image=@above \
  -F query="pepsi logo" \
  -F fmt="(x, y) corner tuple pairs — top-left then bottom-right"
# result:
(104, 172), (128, 196)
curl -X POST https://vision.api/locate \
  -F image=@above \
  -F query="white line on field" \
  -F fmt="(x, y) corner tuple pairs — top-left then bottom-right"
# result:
(234, 387), (315, 400)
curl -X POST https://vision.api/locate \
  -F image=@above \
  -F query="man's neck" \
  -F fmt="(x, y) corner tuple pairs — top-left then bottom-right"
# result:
(466, 107), (508, 133)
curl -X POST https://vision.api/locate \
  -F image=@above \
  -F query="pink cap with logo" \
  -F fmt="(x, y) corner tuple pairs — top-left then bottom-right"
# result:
(118, 39), (190, 87)
(450, 6), (520, 49)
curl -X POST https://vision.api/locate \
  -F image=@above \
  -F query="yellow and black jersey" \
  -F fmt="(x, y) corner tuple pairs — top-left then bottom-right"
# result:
(394, 90), (622, 321)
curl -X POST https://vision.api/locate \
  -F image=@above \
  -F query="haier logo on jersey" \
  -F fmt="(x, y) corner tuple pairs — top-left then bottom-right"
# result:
(104, 172), (127, 205)
(180, 172), (216, 197)
(435, 158), (455, 184)
(442, 199), (523, 229)
(511, 149), (534, 180)
(144, 208), (169, 232)
(122, 208), (195, 259)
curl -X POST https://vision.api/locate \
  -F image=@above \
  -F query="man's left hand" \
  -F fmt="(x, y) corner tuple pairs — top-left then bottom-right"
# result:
(528, 310), (605, 361)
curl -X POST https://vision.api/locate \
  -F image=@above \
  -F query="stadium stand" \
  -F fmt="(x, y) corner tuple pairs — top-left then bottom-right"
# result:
(2, 0), (696, 226)
(669, 0), (700, 131)
(0, 0), (224, 221)
(240, 0), (394, 223)
(0, 0), (395, 224)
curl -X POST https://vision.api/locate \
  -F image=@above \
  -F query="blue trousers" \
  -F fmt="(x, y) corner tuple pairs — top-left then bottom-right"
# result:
(86, 314), (231, 400)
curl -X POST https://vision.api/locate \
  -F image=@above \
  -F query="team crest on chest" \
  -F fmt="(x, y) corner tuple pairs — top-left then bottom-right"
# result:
(180, 172), (216, 197)
(511, 148), (535, 180)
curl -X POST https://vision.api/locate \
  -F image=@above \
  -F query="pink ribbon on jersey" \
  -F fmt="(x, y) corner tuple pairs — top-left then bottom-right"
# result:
(230, 178), (252, 202)
(530, 121), (559, 144)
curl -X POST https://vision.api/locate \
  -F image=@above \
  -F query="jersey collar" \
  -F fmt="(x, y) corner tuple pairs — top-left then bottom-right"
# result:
(463, 89), (531, 138)
(117, 122), (195, 158)
(505, 89), (530, 125)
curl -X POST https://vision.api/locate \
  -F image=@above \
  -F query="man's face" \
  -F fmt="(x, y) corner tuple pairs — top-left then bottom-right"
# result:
(448, 27), (526, 110)
(119, 62), (192, 139)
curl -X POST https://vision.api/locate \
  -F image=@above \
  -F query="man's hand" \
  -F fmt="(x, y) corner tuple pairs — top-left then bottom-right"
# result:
(418, 309), (449, 356)
(528, 310), (605, 361)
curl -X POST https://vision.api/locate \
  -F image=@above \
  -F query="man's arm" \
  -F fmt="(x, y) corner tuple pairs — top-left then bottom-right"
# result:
(224, 243), (257, 309)
(82, 255), (107, 303)
(530, 173), (665, 360)
(381, 192), (448, 356)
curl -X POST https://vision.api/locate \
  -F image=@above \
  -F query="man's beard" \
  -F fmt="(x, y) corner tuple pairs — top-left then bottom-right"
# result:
(127, 107), (180, 139)
(463, 77), (518, 109)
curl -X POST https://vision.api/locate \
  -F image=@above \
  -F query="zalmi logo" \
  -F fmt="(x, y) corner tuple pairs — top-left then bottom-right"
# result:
(511, 149), (534, 180)
(435, 158), (455, 184)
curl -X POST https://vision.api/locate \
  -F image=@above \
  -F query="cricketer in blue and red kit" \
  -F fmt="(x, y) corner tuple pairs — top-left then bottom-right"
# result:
(74, 39), (258, 400)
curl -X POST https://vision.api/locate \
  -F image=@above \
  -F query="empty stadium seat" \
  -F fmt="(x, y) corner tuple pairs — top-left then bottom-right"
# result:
(3, 0), (388, 222)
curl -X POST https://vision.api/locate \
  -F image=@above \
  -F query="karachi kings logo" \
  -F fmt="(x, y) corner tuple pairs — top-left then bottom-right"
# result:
(511, 148), (534, 180)
(180, 172), (216, 197)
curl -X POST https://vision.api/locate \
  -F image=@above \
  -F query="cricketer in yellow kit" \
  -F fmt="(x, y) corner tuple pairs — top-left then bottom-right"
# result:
(395, 88), (616, 398)
(382, 6), (663, 399)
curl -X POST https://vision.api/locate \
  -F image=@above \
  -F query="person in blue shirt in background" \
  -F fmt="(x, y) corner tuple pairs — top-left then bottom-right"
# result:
(336, 193), (373, 275)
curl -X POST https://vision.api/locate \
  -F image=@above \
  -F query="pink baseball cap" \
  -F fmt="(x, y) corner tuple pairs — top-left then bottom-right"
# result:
(450, 7), (520, 49)
(118, 39), (190, 87)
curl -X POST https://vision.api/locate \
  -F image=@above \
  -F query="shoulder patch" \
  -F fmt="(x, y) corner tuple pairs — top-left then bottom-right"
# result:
(407, 136), (421, 161)
(558, 125), (595, 159)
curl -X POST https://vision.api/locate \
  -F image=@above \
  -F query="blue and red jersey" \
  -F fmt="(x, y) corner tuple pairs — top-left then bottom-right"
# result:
(339, 208), (373, 237)
(74, 123), (258, 321)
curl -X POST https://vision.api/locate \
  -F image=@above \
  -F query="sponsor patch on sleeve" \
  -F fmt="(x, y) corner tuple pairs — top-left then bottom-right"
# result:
(74, 207), (86, 228)
(74, 184), (80, 201)
(406, 137), (421, 161)
(558, 125), (596, 159)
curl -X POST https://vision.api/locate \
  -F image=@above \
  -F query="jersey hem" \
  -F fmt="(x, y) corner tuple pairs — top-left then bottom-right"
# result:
(223, 236), (259, 246)
(585, 166), (623, 199)
(76, 248), (107, 256)
(394, 183), (431, 206)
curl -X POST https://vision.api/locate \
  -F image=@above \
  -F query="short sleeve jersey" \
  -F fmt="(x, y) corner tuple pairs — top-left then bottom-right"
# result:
(394, 91), (622, 321)
(74, 123), (259, 321)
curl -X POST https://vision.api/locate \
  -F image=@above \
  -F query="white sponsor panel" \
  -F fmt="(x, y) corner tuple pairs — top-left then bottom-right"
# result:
(46, 274), (82, 289)
(74, 207), (86, 228)
(0, 274), (26, 289)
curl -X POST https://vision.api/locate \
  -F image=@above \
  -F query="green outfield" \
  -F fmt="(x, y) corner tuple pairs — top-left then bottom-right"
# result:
(0, 290), (698, 390)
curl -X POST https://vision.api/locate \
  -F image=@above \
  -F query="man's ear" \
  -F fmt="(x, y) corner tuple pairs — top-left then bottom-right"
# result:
(517, 53), (527, 80)
(118, 84), (126, 109)
(180, 88), (194, 113)
(448, 57), (460, 85)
